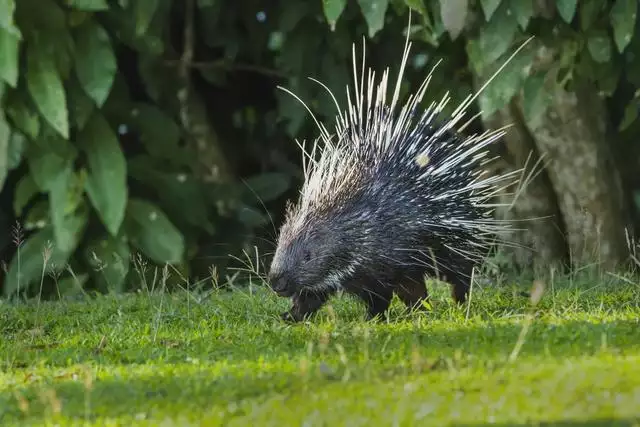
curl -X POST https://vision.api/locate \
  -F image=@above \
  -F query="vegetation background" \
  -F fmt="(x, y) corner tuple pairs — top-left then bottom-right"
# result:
(1, 0), (640, 299)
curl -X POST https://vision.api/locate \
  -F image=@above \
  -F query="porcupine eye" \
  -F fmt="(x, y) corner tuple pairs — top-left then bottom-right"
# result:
(302, 249), (312, 263)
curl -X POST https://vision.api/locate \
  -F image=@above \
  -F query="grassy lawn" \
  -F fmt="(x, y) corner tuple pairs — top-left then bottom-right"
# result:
(1, 275), (640, 426)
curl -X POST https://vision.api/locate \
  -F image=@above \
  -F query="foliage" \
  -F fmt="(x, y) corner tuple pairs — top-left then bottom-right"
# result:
(0, 0), (309, 298)
(0, 277), (639, 423)
(1, 0), (640, 298)
(411, 0), (640, 129)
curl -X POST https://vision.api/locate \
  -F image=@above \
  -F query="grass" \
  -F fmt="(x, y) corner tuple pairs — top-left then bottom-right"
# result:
(1, 274), (640, 426)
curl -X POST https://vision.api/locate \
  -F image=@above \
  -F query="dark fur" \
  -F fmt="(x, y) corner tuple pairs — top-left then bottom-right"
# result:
(266, 31), (528, 322)
(268, 123), (488, 323)
(274, 240), (474, 323)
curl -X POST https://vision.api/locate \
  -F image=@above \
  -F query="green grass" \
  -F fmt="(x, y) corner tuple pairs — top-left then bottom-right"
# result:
(1, 276), (640, 426)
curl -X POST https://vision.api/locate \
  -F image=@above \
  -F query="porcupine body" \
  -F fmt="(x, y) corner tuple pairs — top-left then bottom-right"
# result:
(268, 28), (525, 322)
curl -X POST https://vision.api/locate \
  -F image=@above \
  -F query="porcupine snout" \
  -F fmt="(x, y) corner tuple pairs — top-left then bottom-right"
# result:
(267, 268), (295, 297)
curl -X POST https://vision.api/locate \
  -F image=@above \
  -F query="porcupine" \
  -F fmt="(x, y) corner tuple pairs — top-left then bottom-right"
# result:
(268, 22), (531, 323)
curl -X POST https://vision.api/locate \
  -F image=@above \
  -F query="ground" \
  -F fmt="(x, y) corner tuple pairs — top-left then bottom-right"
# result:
(0, 274), (639, 426)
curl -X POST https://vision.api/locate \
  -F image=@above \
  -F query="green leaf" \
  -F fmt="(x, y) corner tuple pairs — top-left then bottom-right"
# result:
(243, 172), (292, 203)
(593, 60), (621, 96)
(480, 0), (501, 20)
(78, 112), (128, 236)
(610, 0), (638, 53)
(128, 103), (183, 162)
(624, 30), (640, 87)
(68, 10), (90, 28)
(0, 0), (20, 36)
(128, 156), (214, 235)
(67, 77), (96, 130)
(619, 98), (639, 131)
(26, 125), (84, 252)
(5, 91), (40, 139)
(48, 164), (80, 252)
(133, 0), (159, 36)
(404, 0), (427, 16)
(55, 273), (89, 297)
(440, 0), (468, 40)
(7, 130), (26, 170)
(50, 29), (77, 82)
(137, 55), (169, 103)
(13, 172), (40, 216)
(3, 217), (87, 297)
(26, 42), (69, 139)
(124, 198), (185, 264)
(278, 2), (311, 32)
(0, 0), (14, 25)
(477, 45), (534, 119)
(323, 0), (347, 31)
(65, 0), (109, 11)
(470, 2), (518, 73)
(0, 112), (9, 191)
(26, 126), (77, 192)
(0, 28), (19, 87)
(357, 0), (390, 38)
(24, 200), (50, 230)
(74, 20), (117, 107)
(15, 0), (66, 33)
(85, 233), (130, 292)
(556, 0), (577, 23)
(579, 2), (603, 30)
(587, 34), (612, 63)
(236, 203), (269, 228)
(510, 0), (533, 30)
(522, 72), (553, 130)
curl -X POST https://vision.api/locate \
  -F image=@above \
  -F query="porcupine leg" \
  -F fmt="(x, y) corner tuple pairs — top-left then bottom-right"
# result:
(281, 289), (335, 322)
(448, 261), (473, 304)
(395, 281), (431, 312)
(349, 286), (393, 321)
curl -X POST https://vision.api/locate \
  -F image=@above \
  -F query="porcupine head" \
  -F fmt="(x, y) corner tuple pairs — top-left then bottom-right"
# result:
(267, 144), (368, 300)
(267, 20), (530, 321)
(267, 135), (396, 324)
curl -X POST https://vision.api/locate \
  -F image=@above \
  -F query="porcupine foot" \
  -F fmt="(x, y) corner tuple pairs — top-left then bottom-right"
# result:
(281, 289), (334, 323)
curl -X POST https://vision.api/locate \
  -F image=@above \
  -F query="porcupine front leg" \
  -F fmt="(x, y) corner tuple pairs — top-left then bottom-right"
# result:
(281, 289), (335, 322)
(349, 286), (394, 321)
(395, 281), (431, 312)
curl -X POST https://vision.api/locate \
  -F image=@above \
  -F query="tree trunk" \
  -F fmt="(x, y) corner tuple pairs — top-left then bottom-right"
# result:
(473, 42), (632, 273)
(528, 80), (632, 270)
(487, 99), (569, 275)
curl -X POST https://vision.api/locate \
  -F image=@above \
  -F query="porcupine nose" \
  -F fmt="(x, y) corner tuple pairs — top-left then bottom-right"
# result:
(268, 270), (291, 296)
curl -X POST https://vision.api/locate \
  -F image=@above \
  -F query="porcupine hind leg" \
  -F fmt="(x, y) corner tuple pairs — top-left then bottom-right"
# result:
(282, 289), (335, 322)
(448, 259), (474, 304)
